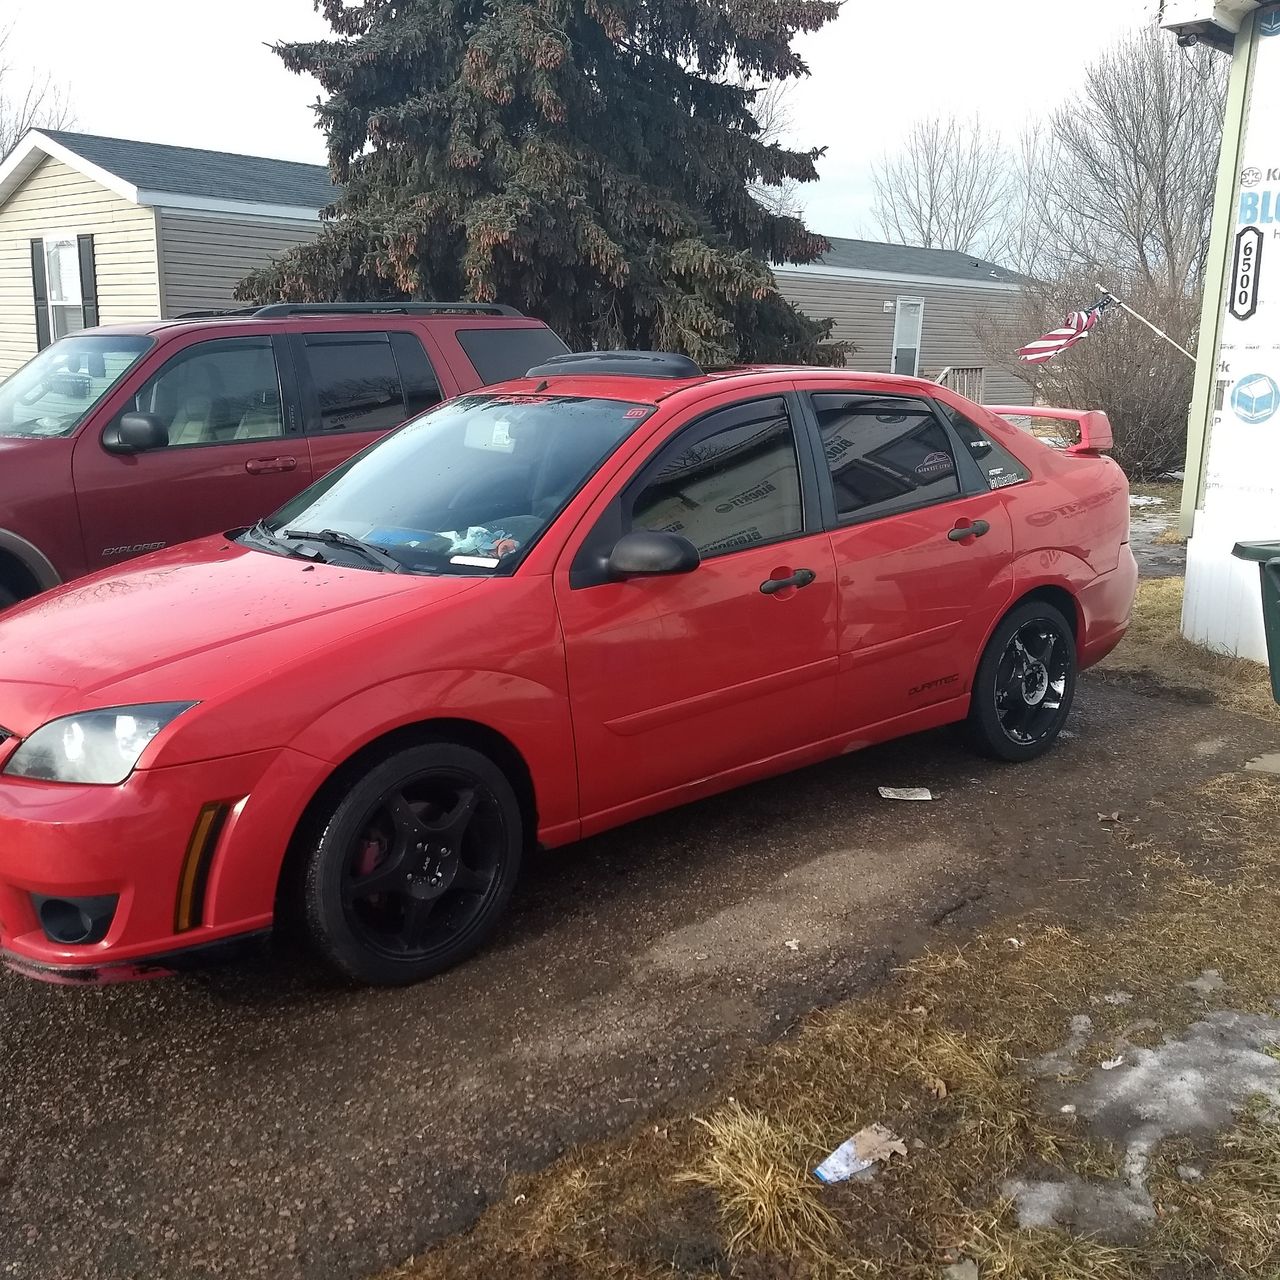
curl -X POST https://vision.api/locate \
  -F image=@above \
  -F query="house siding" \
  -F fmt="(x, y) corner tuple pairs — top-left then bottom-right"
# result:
(775, 268), (1031, 404)
(156, 209), (320, 316)
(0, 156), (159, 377)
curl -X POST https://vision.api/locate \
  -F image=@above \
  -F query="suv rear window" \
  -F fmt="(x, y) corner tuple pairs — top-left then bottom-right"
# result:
(455, 327), (570, 385)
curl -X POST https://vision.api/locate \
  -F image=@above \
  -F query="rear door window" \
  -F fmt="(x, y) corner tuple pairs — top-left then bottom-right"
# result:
(810, 393), (962, 522)
(454, 327), (571, 385)
(298, 332), (409, 434)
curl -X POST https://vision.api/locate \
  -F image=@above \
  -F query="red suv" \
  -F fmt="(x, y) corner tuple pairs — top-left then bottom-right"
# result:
(0, 303), (568, 607)
(0, 352), (1137, 986)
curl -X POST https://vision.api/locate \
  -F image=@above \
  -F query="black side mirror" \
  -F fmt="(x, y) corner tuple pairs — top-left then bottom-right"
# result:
(606, 530), (700, 579)
(103, 412), (169, 454)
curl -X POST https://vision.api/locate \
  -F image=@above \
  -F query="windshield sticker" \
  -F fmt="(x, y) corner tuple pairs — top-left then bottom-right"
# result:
(450, 555), (501, 568)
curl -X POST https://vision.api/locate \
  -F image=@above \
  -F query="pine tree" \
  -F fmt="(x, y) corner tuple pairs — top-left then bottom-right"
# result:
(238, 0), (844, 366)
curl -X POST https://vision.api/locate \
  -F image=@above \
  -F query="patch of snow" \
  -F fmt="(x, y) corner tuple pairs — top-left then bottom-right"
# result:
(1184, 969), (1225, 997)
(1129, 495), (1167, 508)
(1032, 1014), (1094, 1078)
(1010, 1011), (1280, 1242)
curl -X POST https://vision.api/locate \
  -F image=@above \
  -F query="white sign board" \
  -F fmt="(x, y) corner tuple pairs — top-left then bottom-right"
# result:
(1184, 4), (1280, 661)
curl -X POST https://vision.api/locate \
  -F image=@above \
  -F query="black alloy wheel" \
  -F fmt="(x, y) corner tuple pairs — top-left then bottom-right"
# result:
(968, 600), (1077, 762)
(302, 743), (523, 985)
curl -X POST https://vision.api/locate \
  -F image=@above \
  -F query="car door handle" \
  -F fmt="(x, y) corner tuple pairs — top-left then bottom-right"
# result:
(760, 568), (816, 595)
(245, 456), (298, 475)
(948, 519), (991, 542)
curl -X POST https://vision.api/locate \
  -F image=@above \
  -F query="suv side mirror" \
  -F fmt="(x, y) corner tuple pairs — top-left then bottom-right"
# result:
(607, 530), (700, 579)
(103, 412), (169, 454)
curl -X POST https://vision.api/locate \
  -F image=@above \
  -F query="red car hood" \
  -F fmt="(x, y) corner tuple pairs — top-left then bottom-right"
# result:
(0, 538), (482, 735)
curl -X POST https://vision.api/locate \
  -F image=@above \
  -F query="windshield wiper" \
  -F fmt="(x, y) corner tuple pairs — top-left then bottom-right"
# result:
(282, 527), (405, 574)
(244, 519), (319, 560)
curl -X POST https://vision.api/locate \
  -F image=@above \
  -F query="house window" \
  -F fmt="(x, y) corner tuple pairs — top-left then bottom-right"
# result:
(31, 235), (99, 350)
(891, 297), (924, 376)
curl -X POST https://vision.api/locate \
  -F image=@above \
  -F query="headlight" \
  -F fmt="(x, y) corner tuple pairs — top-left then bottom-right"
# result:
(4, 702), (197, 784)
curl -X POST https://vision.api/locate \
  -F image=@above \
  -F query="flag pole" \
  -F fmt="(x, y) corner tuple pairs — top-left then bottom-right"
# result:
(1096, 282), (1196, 363)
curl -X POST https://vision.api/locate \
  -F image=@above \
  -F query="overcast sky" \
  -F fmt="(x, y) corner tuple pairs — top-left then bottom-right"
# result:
(6, 0), (1162, 239)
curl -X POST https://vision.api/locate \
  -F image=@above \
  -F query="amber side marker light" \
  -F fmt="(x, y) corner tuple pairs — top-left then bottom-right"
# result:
(174, 802), (231, 932)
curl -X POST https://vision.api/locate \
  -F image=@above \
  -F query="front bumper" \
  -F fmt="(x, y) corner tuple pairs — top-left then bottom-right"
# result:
(0, 744), (325, 981)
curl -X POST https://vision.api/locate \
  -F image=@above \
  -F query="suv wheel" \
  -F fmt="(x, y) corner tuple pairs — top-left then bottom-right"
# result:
(968, 600), (1077, 762)
(301, 742), (523, 985)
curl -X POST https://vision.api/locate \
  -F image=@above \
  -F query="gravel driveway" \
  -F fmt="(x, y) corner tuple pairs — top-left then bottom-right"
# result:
(0, 678), (1269, 1280)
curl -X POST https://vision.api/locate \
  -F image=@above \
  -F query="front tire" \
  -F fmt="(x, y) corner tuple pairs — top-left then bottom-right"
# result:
(967, 600), (1077, 762)
(301, 742), (523, 985)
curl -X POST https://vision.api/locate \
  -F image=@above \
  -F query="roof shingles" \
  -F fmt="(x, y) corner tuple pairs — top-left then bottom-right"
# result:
(807, 235), (1024, 285)
(42, 130), (339, 210)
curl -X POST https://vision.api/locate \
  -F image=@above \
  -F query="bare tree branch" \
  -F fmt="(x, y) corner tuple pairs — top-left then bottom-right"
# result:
(741, 78), (806, 219)
(1022, 26), (1226, 289)
(0, 25), (75, 159)
(869, 115), (1014, 258)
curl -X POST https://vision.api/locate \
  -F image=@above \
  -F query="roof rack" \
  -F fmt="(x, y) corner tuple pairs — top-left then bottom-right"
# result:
(250, 302), (523, 318)
(176, 307), (261, 318)
(525, 350), (703, 380)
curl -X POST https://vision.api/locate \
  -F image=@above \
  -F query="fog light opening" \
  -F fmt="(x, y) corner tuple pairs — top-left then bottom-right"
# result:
(33, 894), (118, 945)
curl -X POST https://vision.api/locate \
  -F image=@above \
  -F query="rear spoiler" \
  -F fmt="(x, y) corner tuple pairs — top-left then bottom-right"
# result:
(983, 406), (1114, 457)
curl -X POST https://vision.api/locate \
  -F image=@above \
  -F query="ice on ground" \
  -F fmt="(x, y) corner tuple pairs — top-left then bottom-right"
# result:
(1031, 1014), (1094, 1078)
(1008, 1010), (1280, 1239)
(1184, 969), (1225, 997)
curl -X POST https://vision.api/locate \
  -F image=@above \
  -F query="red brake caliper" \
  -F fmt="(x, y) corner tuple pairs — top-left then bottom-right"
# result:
(356, 833), (384, 878)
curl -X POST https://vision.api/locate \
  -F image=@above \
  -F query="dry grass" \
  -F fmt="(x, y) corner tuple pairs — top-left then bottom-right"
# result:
(387, 771), (1280, 1280)
(1100, 577), (1277, 720)
(1151, 525), (1186, 547)
(680, 1102), (838, 1258)
(1128, 481), (1183, 506)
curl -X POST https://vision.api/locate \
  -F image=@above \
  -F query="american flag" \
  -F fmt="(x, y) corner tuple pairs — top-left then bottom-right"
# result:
(1017, 295), (1115, 365)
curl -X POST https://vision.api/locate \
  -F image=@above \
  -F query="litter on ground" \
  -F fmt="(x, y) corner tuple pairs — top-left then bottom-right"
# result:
(878, 786), (934, 802)
(813, 1124), (908, 1183)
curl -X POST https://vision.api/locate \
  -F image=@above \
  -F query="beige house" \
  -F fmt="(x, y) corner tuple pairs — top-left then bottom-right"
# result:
(0, 130), (334, 377)
(776, 238), (1030, 403)
(0, 130), (1029, 400)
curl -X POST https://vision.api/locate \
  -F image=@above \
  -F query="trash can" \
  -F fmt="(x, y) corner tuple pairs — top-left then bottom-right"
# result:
(1231, 540), (1280, 706)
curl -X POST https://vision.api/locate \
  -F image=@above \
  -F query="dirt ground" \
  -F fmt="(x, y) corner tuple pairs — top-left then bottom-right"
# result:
(1, 549), (1275, 1280)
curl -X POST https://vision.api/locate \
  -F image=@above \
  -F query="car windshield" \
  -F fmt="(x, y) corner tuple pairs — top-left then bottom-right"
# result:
(0, 335), (154, 439)
(256, 392), (654, 574)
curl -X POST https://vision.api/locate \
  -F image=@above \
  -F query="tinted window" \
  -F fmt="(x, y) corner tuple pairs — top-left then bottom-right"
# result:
(389, 332), (442, 417)
(260, 394), (650, 575)
(938, 403), (1032, 489)
(127, 338), (283, 447)
(302, 334), (406, 433)
(0, 335), (152, 438)
(812, 394), (960, 520)
(631, 407), (802, 557)
(455, 327), (570, 385)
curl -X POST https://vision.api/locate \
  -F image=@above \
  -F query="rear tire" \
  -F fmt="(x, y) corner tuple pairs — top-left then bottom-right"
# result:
(967, 600), (1077, 762)
(300, 742), (523, 986)
(0, 581), (18, 611)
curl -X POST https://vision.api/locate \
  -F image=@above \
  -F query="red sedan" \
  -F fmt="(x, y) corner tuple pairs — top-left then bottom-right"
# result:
(0, 353), (1137, 986)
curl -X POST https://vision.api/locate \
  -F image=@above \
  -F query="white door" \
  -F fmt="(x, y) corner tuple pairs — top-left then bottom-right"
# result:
(891, 298), (924, 376)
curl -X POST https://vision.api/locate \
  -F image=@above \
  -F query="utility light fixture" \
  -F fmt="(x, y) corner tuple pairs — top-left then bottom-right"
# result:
(1160, 0), (1262, 51)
